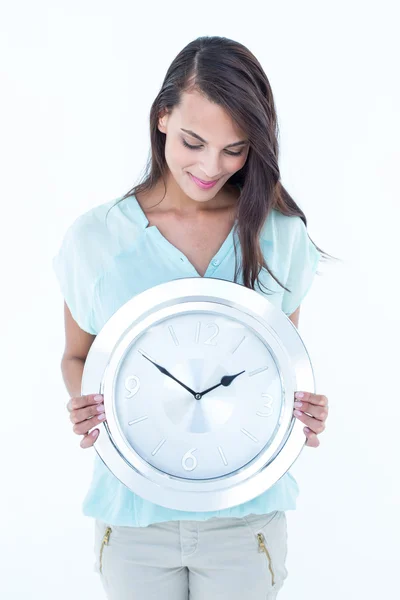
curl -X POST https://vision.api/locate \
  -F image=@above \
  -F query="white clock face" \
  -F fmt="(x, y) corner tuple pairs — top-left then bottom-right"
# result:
(113, 310), (283, 480)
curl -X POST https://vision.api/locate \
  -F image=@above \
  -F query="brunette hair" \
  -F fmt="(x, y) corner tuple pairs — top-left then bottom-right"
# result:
(107, 35), (337, 295)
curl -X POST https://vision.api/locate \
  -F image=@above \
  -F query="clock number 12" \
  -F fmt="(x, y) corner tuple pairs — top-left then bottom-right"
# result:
(195, 321), (219, 346)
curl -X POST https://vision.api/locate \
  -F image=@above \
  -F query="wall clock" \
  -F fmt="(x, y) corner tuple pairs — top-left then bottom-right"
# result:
(81, 277), (316, 511)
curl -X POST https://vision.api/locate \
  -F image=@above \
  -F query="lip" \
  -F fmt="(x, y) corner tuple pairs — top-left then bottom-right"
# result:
(189, 173), (220, 189)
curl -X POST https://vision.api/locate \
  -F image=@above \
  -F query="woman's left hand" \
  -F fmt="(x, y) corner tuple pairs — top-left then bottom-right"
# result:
(293, 392), (329, 448)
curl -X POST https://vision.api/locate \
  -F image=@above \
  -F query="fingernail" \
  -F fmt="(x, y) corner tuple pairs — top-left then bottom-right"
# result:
(98, 413), (106, 420)
(295, 392), (304, 399)
(97, 404), (105, 412)
(94, 395), (103, 402)
(294, 401), (303, 408)
(294, 410), (303, 417)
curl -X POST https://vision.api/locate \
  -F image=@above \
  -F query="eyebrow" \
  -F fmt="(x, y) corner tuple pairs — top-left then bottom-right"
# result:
(180, 128), (248, 148)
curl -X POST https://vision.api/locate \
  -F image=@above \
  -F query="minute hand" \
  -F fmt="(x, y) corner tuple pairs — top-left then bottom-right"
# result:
(199, 370), (246, 397)
(140, 353), (198, 398)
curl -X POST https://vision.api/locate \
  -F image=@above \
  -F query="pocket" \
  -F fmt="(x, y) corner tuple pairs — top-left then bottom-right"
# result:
(98, 523), (112, 575)
(256, 531), (276, 586)
(242, 510), (280, 531)
(242, 511), (288, 591)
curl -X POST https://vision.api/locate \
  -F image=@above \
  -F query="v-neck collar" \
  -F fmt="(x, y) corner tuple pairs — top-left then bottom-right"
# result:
(127, 193), (236, 278)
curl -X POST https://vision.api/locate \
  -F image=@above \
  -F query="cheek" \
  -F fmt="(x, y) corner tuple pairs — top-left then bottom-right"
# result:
(226, 153), (248, 174)
(165, 139), (193, 169)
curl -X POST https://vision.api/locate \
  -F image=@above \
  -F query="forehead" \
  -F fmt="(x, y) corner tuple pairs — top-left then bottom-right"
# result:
(173, 90), (246, 140)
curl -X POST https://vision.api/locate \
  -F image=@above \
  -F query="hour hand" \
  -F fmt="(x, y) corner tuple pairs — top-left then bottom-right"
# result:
(199, 370), (246, 397)
(138, 350), (198, 398)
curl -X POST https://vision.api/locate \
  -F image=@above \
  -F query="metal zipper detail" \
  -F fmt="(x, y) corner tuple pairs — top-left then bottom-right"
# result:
(257, 532), (275, 586)
(99, 526), (112, 575)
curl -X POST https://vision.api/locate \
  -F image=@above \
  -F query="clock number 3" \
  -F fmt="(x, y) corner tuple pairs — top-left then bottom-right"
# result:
(182, 448), (198, 471)
(256, 393), (274, 417)
(196, 321), (219, 346)
(125, 375), (140, 398)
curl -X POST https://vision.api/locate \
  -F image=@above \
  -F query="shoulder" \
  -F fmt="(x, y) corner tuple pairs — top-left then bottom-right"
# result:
(258, 209), (320, 280)
(52, 195), (146, 334)
(63, 197), (120, 241)
(260, 208), (304, 245)
(54, 195), (145, 290)
(59, 199), (110, 245)
(59, 195), (143, 259)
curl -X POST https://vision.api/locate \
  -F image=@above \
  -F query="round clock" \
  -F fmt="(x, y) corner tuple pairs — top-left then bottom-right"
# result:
(81, 277), (316, 511)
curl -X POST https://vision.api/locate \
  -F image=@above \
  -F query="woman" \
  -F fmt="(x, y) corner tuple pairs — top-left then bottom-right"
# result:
(54, 36), (330, 599)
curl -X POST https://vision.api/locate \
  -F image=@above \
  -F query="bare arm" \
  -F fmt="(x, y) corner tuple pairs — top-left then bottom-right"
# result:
(288, 305), (300, 329)
(60, 301), (96, 397)
(61, 356), (86, 398)
(59, 301), (105, 449)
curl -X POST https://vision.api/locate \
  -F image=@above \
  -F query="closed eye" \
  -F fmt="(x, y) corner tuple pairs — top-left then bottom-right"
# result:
(182, 138), (244, 157)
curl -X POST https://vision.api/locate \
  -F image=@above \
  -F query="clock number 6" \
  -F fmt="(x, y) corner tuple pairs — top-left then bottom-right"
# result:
(182, 448), (198, 471)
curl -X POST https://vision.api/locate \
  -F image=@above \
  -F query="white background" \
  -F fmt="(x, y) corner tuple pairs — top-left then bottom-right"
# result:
(1, 1), (398, 598)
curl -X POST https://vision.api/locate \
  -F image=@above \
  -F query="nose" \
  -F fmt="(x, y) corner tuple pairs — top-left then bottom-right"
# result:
(199, 151), (223, 180)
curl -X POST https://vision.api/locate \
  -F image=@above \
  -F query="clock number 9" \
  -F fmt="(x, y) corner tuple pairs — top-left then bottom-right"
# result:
(182, 448), (198, 471)
(125, 375), (140, 398)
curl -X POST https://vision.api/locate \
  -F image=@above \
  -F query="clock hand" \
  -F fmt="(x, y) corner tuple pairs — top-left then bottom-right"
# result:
(199, 370), (246, 397)
(139, 351), (198, 398)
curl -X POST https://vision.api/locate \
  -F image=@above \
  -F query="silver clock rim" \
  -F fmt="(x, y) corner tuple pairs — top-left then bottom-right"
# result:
(81, 277), (316, 512)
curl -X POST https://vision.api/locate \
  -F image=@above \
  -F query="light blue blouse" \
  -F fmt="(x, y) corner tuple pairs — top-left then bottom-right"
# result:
(52, 193), (321, 527)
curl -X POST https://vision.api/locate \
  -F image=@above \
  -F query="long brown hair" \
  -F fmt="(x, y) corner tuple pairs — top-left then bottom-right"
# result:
(107, 35), (336, 295)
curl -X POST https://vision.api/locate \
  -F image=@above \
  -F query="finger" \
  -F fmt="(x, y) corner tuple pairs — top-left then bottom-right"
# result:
(295, 392), (328, 407)
(304, 427), (320, 448)
(293, 409), (325, 435)
(72, 410), (107, 435)
(80, 429), (100, 449)
(293, 400), (328, 422)
(70, 401), (105, 426)
(67, 394), (103, 412)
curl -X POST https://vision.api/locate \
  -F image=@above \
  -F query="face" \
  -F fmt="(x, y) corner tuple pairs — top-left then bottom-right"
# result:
(157, 89), (250, 203)
(114, 309), (282, 480)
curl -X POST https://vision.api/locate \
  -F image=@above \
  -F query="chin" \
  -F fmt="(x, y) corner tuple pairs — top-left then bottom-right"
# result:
(183, 189), (217, 203)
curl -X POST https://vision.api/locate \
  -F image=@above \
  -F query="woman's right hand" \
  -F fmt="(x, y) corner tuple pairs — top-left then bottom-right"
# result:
(66, 393), (106, 448)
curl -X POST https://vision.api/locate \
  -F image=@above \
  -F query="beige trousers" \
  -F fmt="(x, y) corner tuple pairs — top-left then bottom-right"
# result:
(94, 510), (289, 599)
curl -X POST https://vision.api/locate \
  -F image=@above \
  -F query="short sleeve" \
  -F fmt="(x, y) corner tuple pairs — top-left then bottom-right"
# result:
(281, 216), (321, 316)
(52, 214), (98, 334)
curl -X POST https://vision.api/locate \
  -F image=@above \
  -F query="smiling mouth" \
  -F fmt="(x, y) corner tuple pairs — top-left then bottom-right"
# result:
(197, 177), (219, 184)
(189, 173), (219, 185)
(189, 173), (221, 184)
